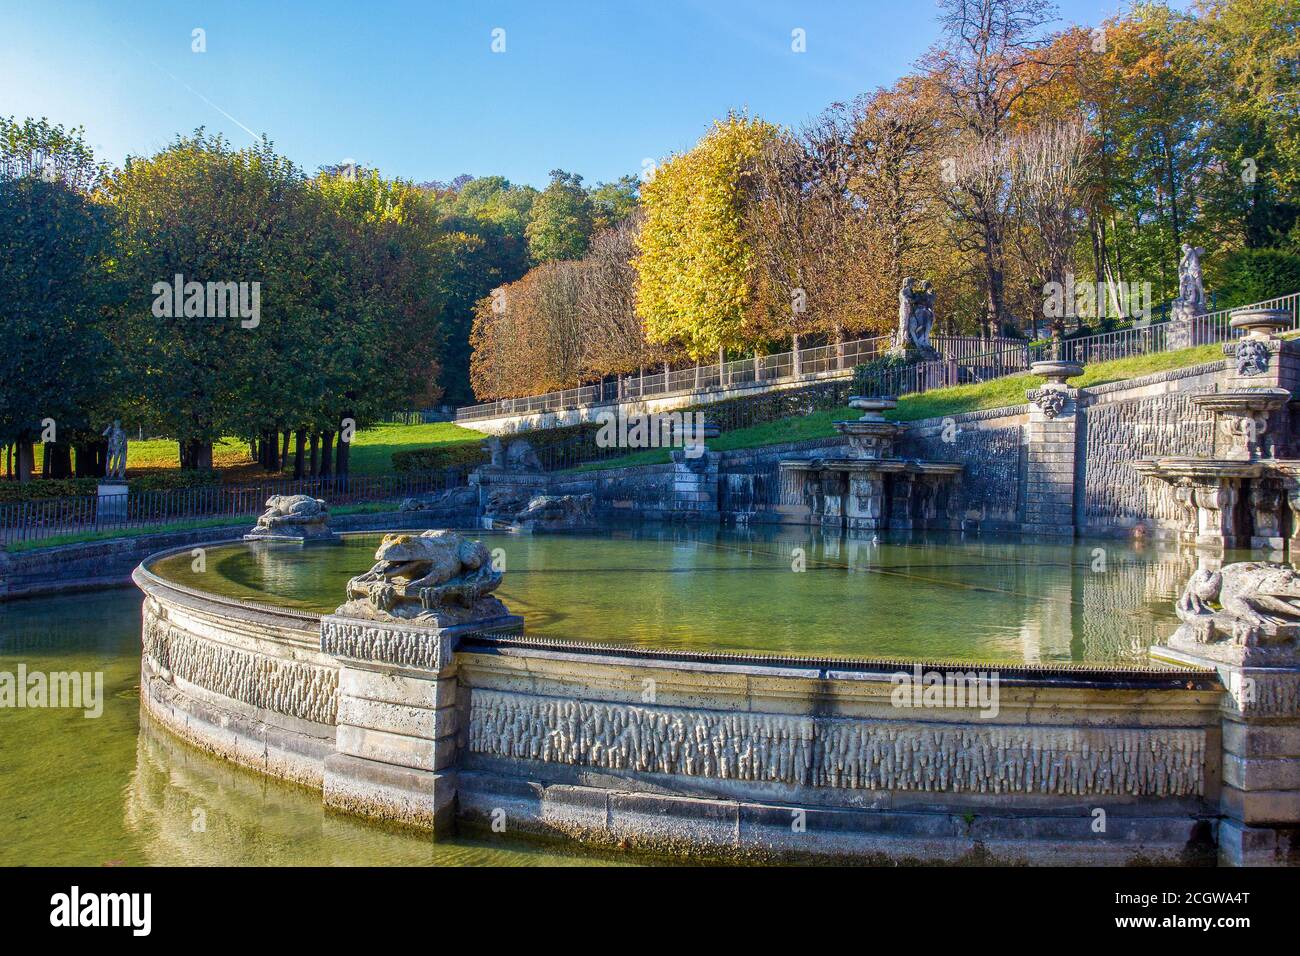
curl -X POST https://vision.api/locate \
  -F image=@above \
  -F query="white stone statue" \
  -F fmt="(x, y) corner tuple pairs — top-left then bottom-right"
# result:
(339, 529), (506, 623)
(246, 494), (332, 539)
(1171, 561), (1300, 665)
(897, 278), (915, 348)
(102, 420), (127, 480)
(1177, 244), (1206, 313)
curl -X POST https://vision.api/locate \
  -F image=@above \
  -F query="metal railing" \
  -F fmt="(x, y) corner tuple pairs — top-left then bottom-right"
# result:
(457, 293), (1300, 423)
(456, 333), (1028, 422)
(0, 469), (463, 547)
(854, 293), (1300, 399)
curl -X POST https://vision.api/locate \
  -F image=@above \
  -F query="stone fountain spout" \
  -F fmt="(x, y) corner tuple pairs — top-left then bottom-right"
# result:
(1135, 307), (1298, 552)
(779, 396), (961, 532)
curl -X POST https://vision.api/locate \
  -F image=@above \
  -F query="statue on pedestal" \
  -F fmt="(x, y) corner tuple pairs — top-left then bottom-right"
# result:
(102, 420), (127, 480)
(893, 278), (938, 359)
(1178, 244), (1207, 313)
(1169, 244), (1208, 348)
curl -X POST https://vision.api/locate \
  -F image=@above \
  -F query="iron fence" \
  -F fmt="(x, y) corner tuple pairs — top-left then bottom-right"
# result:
(0, 469), (463, 547)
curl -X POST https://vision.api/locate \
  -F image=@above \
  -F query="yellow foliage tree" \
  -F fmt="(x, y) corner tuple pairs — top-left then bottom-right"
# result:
(634, 113), (776, 361)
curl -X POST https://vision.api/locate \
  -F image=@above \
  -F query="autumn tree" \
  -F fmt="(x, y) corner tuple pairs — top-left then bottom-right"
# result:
(635, 114), (776, 362)
(931, 0), (1066, 335)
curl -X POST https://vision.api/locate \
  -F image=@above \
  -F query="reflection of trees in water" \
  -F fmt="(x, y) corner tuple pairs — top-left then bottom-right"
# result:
(647, 525), (1191, 665)
(124, 716), (623, 866)
(1075, 548), (1194, 664)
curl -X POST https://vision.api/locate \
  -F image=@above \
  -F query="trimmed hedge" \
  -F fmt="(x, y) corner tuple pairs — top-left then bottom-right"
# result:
(391, 442), (487, 473)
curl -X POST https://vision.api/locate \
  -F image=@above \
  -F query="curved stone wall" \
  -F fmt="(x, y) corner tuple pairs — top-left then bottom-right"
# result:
(134, 554), (339, 789)
(134, 544), (1234, 864)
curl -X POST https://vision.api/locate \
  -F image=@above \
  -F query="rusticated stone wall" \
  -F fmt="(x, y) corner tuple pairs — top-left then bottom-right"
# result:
(896, 408), (1027, 529)
(1078, 386), (1217, 533)
(467, 688), (1206, 797)
(143, 604), (337, 726)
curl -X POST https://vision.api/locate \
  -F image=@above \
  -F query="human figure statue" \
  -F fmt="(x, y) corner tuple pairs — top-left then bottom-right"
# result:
(1178, 244), (1206, 312)
(102, 420), (127, 480)
(897, 277), (915, 349)
(910, 280), (936, 350)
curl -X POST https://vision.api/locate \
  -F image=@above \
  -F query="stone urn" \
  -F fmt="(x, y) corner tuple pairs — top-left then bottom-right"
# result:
(1028, 359), (1084, 387)
(834, 396), (900, 460)
(1229, 308), (1290, 340)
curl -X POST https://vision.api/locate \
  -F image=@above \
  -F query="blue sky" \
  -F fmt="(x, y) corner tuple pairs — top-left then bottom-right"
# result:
(4, 0), (1137, 188)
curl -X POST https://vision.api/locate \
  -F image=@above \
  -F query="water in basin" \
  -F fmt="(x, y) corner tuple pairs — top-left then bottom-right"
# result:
(147, 524), (1189, 666)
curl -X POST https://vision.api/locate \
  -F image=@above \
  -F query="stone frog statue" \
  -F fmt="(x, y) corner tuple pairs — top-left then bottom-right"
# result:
(340, 529), (506, 623)
(1172, 561), (1300, 665)
(247, 494), (332, 539)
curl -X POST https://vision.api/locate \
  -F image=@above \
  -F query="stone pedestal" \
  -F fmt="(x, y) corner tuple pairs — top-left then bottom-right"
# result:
(1023, 361), (1083, 537)
(671, 449), (720, 519)
(1155, 644), (1300, 866)
(1154, 559), (1300, 865)
(846, 472), (886, 531)
(97, 482), (128, 522)
(1167, 298), (1205, 350)
(319, 612), (521, 833)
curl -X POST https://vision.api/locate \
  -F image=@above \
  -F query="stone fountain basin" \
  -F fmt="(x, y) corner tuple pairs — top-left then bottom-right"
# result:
(781, 458), (962, 476)
(1229, 308), (1291, 335)
(1190, 387), (1290, 415)
(1029, 359), (1084, 381)
(1133, 457), (1263, 480)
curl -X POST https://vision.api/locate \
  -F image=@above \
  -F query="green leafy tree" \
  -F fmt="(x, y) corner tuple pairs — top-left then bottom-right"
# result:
(525, 169), (594, 262)
(589, 174), (640, 232)
(0, 116), (113, 481)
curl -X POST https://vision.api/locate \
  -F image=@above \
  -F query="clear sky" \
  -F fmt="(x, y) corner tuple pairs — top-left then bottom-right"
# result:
(3, 0), (1138, 188)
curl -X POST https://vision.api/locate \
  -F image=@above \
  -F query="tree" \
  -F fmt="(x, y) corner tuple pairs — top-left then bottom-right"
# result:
(930, 0), (1066, 334)
(1008, 118), (1092, 340)
(635, 114), (776, 361)
(589, 174), (640, 232)
(428, 176), (536, 402)
(848, 81), (947, 331)
(0, 117), (113, 481)
(577, 215), (668, 378)
(525, 169), (594, 262)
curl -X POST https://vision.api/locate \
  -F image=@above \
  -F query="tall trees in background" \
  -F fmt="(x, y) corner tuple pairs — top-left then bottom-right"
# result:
(635, 114), (776, 362)
(0, 118), (113, 480)
(101, 134), (450, 477)
(932, 0), (1066, 335)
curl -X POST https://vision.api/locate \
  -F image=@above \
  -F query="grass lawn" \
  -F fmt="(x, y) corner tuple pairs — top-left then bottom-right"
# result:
(565, 342), (1228, 473)
(30, 421), (487, 480)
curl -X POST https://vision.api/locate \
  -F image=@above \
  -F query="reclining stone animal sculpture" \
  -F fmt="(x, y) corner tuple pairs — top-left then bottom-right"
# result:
(246, 494), (332, 539)
(339, 529), (507, 624)
(1171, 561), (1300, 665)
(512, 493), (595, 531)
(399, 486), (478, 513)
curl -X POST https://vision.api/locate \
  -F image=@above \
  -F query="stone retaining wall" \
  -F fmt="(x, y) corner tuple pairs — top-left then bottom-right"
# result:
(132, 556), (1237, 864)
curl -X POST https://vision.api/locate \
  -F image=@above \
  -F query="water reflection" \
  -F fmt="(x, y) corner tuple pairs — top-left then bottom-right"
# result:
(149, 524), (1206, 665)
(125, 718), (629, 867)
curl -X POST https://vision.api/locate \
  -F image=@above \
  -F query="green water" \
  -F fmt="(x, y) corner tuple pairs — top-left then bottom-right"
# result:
(0, 589), (631, 866)
(0, 524), (1195, 865)
(151, 524), (1188, 666)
